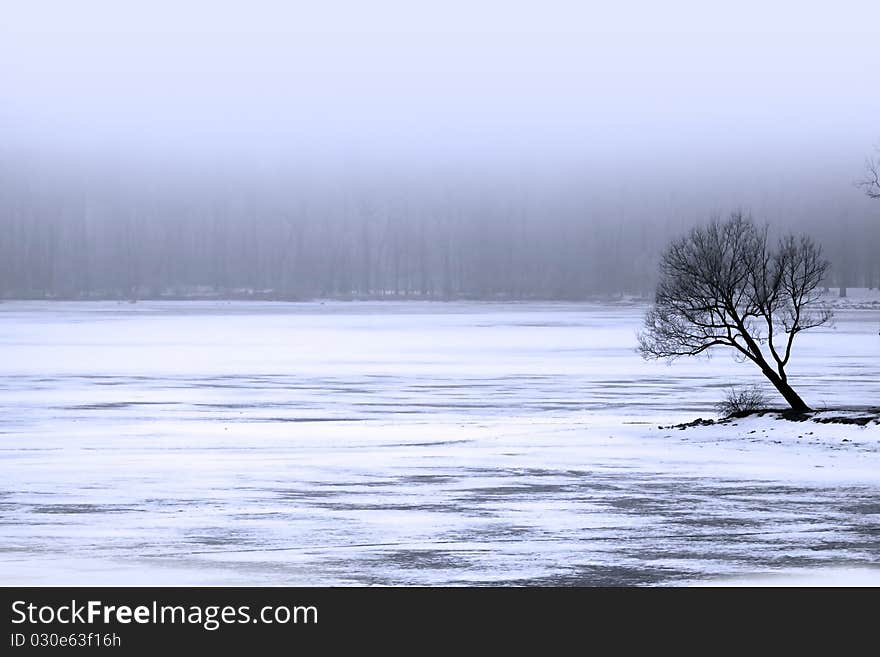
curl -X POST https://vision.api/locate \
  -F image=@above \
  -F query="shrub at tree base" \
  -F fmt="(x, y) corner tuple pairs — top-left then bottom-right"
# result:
(716, 385), (770, 417)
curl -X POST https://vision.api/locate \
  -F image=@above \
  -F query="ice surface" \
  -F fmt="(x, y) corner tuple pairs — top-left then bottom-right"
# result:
(1, 300), (879, 585)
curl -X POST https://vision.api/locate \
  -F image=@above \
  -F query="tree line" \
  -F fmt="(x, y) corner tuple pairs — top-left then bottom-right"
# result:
(0, 157), (877, 301)
(0, 168), (671, 300)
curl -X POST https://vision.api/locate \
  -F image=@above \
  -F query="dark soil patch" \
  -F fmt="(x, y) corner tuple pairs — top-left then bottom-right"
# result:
(664, 408), (880, 430)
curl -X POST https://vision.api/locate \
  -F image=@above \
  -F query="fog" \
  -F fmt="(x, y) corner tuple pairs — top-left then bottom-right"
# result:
(1, 1), (878, 299)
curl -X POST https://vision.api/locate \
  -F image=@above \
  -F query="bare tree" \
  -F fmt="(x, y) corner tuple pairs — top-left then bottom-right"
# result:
(638, 212), (832, 412)
(859, 147), (880, 199)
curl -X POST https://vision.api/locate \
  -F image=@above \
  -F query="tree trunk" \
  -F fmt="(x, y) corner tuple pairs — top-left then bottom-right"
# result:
(762, 368), (811, 412)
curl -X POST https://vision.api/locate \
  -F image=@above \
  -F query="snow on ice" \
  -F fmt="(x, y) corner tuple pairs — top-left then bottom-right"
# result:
(1, 300), (879, 585)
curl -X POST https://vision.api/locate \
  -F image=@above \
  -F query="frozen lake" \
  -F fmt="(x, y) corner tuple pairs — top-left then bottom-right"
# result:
(2, 300), (880, 585)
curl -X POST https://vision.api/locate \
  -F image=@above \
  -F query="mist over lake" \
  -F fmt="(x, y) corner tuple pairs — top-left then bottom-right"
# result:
(2, 1), (880, 595)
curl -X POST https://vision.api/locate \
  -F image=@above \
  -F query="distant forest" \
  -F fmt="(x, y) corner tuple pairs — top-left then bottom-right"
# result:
(1, 157), (878, 300)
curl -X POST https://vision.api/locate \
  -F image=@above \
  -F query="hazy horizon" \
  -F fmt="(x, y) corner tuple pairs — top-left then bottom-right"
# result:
(1, 1), (878, 299)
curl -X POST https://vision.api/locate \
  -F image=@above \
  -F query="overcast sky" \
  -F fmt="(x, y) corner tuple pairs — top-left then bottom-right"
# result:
(1, 0), (878, 188)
